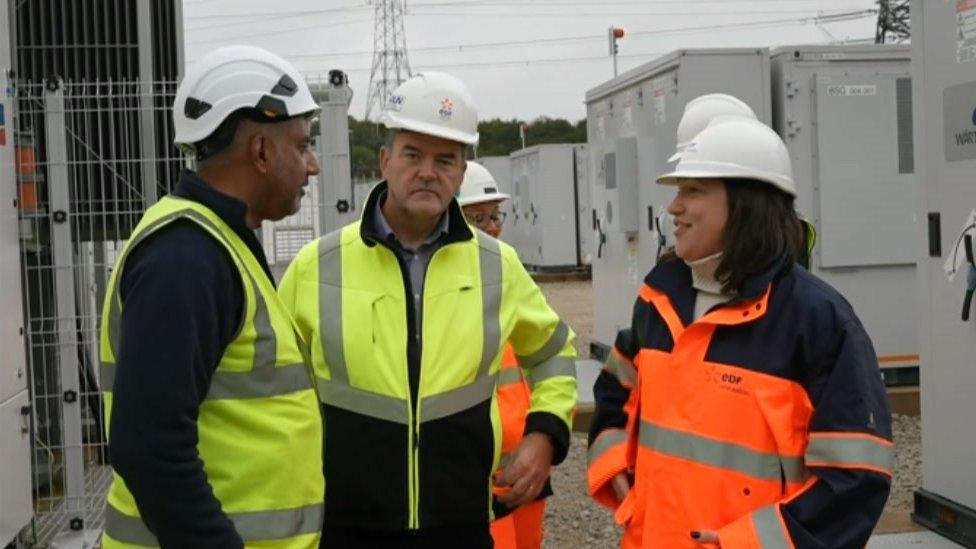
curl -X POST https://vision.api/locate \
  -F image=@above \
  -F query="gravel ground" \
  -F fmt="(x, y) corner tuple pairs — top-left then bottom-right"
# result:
(536, 280), (922, 547)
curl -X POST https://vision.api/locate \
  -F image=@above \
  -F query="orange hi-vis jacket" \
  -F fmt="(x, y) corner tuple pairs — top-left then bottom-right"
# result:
(588, 256), (893, 548)
(491, 344), (550, 549)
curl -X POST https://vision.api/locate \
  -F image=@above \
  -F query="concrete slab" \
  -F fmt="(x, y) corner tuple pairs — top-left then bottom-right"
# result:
(868, 530), (965, 548)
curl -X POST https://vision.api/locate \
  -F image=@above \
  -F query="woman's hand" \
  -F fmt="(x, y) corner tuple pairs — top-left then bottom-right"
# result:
(611, 472), (632, 502)
(691, 530), (720, 546)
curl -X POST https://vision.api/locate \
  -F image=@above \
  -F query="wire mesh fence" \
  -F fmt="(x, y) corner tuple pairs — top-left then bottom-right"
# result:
(13, 74), (372, 545)
(261, 176), (375, 272)
(15, 78), (180, 547)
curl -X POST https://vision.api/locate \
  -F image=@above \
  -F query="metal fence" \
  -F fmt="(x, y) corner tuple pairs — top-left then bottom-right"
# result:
(12, 68), (367, 547)
(262, 176), (375, 273)
(15, 79), (180, 547)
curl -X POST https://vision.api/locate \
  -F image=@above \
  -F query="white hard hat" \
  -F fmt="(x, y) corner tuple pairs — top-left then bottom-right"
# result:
(458, 161), (510, 206)
(173, 45), (319, 154)
(381, 72), (479, 145)
(668, 93), (758, 162)
(657, 116), (796, 197)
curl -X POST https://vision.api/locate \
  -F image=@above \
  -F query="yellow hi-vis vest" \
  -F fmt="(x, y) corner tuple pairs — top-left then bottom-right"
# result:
(278, 188), (578, 531)
(99, 196), (324, 548)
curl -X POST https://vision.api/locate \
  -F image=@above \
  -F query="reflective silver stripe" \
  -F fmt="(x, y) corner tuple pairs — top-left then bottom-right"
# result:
(517, 321), (570, 370)
(105, 504), (158, 546)
(108, 294), (122, 359)
(207, 363), (312, 400)
(588, 428), (628, 465)
(251, 287), (277, 370)
(105, 502), (323, 545)
(101, 361), (311, 400)
(317, 378), (409, 424)
(233, 503), (324, 541)
(476, 232), (502, 378)
(317, 230), (347, 383)
(525, 356), (576, 388)
(639, 420), (807, 483)
(420, 373), (498, 423)
(605, 351), (637, 388)
(498, 367), (523, 388)
(100, 361), (116, 392)
(805, 435), (894, 473)
(103, 208), (303, 401)
(753, 505), (791, 549)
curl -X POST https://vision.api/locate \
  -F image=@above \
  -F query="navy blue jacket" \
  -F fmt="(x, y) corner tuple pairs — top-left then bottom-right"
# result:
(107, 171), (270, 548)
(590, 256), (893, 548)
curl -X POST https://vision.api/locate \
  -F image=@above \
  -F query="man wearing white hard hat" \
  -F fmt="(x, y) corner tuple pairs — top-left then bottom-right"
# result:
(101, 45), (324, 548)
(279, 73), (577, 548)
(459, 162), (552, 549)
(588, 114), (892, 547)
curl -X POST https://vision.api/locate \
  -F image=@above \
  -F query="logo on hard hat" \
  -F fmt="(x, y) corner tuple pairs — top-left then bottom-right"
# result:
(439, 98), (454, 119)
(387, 93), (405, 112)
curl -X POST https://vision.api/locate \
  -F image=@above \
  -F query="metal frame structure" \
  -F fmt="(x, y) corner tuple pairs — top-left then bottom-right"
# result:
(876, 0), (911, 44)
(364, 0), (411, 121)
(263, 69), (371, 280)
(1, 2), (33, 546)
(8, 1), (183, 545)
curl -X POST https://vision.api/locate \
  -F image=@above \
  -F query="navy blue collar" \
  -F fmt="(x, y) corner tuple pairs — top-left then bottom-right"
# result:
(373, 190), (450, 251)
(170, 169), (275, 284)
(359, 181), (473, 248)
(646, 253), (793, 325)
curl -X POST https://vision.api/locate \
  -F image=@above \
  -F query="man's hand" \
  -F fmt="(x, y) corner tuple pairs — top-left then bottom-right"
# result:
(493, 432), (554, 508)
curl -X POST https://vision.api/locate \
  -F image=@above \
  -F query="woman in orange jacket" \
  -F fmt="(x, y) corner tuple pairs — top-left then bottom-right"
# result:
(588, 111), (893, 548)
(459, 160), (551, 549)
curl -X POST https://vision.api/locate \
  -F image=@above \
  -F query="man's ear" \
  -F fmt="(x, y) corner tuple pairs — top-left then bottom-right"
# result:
(249, 130), (271, 175)
(379, 146), (391, 175)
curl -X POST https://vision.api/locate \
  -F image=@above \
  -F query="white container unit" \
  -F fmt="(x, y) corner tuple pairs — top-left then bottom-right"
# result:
(585, 49), (772, 355)
(771, 45), (917, 381)
(509, 144), (590, 270)
(0, 4), (32, 544)
(909, 0), (976, 544)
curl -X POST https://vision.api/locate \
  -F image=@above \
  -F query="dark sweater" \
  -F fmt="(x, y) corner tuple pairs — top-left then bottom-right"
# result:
(107, 170), (271, 548)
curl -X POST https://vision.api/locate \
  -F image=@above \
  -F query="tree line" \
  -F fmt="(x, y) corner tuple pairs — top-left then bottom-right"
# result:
(327, 116), (587, 179)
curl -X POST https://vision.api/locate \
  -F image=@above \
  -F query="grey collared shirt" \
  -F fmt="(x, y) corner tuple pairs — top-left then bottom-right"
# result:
(373, 191), (450, 341)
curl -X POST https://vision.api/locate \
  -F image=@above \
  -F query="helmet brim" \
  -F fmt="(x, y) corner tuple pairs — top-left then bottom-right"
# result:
(458, 193), (510, 207)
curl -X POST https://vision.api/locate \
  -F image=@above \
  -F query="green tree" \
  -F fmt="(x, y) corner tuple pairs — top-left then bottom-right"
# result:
(338, 115), (587, 177)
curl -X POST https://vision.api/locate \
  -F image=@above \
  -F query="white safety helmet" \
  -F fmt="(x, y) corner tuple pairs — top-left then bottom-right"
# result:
(457, 161), (510, 206)
(657, 116), (796, 197)
(669, 93), (758, 162)
(173, 45), (320, 155)
(380, 71), (479, 145)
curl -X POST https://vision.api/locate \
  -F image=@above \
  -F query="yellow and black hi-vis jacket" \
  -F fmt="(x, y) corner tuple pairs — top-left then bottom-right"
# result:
(100, 196), (324, 549)
(279, 182), (578, 532)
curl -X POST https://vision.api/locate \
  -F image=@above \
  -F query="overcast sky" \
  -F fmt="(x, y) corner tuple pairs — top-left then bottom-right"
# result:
(182, 0), (880, 122)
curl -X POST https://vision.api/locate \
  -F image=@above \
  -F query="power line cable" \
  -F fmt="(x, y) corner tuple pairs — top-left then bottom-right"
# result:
(281, 9), (873, 60)
(186, 17), (374, 45)
(409, 9), (868, 17)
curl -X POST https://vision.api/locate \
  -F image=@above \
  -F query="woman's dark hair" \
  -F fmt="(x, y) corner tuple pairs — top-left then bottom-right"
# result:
(714, 178), (803, 294)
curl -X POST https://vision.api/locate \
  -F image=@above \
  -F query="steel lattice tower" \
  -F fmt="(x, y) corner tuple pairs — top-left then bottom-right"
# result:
(364, 0), (412, 121)
(875, 0), (910, 44)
